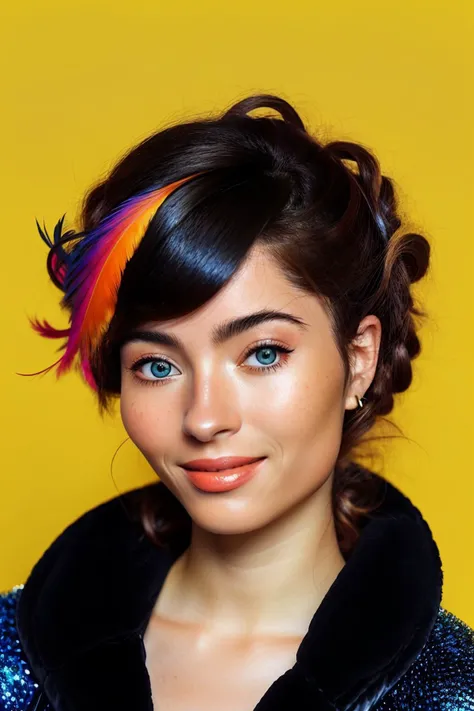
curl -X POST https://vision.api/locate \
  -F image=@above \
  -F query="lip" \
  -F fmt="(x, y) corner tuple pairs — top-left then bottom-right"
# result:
(181, 457), (266, 493)
(181, 456), (265, 471)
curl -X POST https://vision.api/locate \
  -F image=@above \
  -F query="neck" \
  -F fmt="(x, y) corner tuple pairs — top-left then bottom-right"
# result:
(153, 473), (345, 639)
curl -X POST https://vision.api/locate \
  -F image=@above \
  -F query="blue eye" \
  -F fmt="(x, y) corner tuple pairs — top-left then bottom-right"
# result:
(149, 361), (173, 379)
(129, 341), (294, 386)
(243, 343), (294, 374)
(140, 360), (178, 380)
(247, 345), (279, 367)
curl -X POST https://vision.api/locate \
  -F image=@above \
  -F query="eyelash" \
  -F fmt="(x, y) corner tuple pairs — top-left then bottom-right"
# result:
(128, 340), (295, 387)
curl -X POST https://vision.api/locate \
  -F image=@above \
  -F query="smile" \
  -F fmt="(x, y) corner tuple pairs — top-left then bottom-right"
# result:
(182, 458), (266, 493)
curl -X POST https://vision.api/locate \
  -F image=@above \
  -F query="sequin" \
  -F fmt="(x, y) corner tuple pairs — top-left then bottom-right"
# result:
(0, 587), (38, 711)
(1, 586), (473, 710)
(378, 608), (474, 709)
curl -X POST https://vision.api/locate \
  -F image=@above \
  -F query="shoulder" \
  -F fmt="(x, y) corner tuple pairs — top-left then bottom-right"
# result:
(0, 587), (39, 710)
(0, 486), (161, 711)
(378, 606), (474, 709)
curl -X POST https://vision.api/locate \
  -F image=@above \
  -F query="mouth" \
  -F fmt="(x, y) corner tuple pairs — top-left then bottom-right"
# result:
(180, 456), (265, 472)
(181, 457), (266, 493)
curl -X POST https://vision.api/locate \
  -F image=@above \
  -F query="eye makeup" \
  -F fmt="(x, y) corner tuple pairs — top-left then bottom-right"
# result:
(126, 339), (295, 387)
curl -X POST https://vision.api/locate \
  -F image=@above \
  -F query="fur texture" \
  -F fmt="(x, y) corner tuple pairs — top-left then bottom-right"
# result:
(16, 469), (445, 710)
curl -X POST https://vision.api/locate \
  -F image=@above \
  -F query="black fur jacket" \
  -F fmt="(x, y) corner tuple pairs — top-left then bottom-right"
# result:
(1, 469), (473, 710)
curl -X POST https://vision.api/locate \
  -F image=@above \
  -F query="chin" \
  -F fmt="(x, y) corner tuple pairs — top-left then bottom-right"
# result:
(181, 498), (276, 536)
(193, 517), (272, 537)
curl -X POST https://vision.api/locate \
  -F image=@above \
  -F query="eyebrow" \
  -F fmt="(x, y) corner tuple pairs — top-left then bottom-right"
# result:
(121, 310), (310, 351)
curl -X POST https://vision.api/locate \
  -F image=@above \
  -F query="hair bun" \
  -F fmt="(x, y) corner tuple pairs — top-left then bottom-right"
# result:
(398, 232), (431, 284)
(222, 93), (306, 131)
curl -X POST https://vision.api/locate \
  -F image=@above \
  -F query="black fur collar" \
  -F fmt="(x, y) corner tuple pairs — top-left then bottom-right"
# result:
(16, 468), (443, 711)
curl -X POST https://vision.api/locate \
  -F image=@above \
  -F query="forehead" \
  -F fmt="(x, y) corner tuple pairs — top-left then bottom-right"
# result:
(221, 246), (296, 301)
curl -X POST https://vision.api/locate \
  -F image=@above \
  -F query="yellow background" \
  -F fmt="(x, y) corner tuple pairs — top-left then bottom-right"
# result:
(1, 1), (473, 627)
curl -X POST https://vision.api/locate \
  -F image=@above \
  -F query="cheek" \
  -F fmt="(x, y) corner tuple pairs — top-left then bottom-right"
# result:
(252, 350), (346, 440)
(120, 389), (174, 457)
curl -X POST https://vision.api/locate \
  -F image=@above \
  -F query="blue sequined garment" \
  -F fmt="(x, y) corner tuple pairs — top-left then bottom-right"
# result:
(379, 607), (474, 710)
(1, 587), (474, 710)
(0, 587), (38, 711)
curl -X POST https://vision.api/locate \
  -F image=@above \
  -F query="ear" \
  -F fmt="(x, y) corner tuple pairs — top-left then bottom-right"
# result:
(344, 315), (382, 411)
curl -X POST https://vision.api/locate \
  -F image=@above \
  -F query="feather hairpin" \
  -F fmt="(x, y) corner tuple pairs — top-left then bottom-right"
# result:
(26, 172), (203, 389)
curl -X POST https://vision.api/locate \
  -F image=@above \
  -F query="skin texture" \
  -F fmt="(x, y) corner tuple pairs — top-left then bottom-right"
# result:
(119, 245), (382, 710)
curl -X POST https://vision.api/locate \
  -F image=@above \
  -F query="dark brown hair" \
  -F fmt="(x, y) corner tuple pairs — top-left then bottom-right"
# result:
(38, 93), (430, 555)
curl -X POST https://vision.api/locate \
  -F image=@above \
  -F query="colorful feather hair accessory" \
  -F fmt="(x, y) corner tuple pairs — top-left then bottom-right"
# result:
(25, 172), (204, 389)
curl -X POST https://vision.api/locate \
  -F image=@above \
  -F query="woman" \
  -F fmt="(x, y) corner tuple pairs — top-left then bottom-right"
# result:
(1, 93), (473, 711)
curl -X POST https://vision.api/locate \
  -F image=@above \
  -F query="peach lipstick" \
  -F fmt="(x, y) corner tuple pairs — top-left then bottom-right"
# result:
(181, 457), (266, 493)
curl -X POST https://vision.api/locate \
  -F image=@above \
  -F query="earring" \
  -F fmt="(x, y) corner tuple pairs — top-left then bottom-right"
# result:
(355, 395), (366, 409)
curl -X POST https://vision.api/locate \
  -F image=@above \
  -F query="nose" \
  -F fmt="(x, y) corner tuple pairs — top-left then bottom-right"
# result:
(182, 366), (241, 442)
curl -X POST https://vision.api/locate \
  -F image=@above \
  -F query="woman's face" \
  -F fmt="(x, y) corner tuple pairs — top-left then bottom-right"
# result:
(120, 246), (380, 535)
